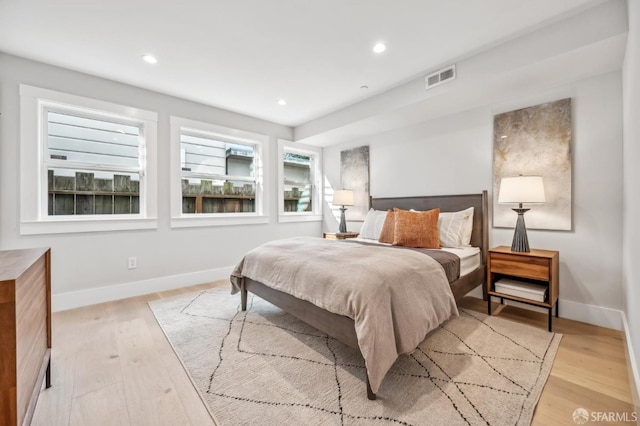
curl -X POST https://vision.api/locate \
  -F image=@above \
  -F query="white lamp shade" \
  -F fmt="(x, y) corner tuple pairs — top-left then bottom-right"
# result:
(498, 176), (546, 204)
(332, 189), (354, 206)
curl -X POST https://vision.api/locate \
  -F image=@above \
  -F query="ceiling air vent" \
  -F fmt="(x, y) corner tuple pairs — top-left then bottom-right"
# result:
(425, 65), (456, 90)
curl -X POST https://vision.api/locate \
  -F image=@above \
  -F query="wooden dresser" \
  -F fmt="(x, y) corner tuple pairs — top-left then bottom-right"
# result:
(0, 248), (51, 426)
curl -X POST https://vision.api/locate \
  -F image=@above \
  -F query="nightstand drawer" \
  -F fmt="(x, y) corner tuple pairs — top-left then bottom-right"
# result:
(323, 232), (359, 240)
(490, 253), (549, 281)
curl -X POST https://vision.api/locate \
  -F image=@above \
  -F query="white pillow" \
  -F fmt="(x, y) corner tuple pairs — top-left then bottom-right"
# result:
(359, 209), (388, 240)
(438, 207), (474, 247)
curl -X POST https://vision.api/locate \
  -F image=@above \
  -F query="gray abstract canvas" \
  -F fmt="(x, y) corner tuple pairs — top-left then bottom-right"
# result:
(493, 98), (572, 231)
(340, 146), (370, 221)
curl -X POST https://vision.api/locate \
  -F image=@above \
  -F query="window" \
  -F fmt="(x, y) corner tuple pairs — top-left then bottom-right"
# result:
(20, 85), (158, 234)
(180, 133), (256, 214)
(170, 117), (268, 227)
(278, 140), (322, 223)
(46, 110), (143, 216)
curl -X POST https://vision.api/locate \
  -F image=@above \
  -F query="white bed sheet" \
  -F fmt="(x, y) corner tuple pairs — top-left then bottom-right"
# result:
(351, 237), (481, 277)
(440, 246), (481, 277)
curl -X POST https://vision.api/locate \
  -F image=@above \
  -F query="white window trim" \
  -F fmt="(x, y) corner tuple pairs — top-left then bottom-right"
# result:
(170, 116), (269, 228)
(277, 139), (323, 223)
(19, 85), (158, 235)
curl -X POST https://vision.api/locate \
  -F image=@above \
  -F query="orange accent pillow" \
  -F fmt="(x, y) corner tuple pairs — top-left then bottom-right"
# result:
(378, 210), (395, 244)
(393, 208), (441, 248)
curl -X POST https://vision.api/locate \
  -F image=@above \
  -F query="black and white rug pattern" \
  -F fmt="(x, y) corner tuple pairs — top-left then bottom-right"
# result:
(149, 288), (561, 426)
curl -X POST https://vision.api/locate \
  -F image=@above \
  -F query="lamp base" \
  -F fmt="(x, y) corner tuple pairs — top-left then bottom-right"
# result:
(338, 207), (348, 233)
(511, 208), (530, 252)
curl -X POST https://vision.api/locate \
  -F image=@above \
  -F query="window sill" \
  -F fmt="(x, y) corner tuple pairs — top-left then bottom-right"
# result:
(171, 214), (270, 228)
(20, 217), (158, 235)
(278, 213), (323, 223)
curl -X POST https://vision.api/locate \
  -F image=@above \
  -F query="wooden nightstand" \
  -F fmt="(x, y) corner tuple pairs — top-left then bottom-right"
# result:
(323, 232), (359, 240)
(487, 246), (559, 331)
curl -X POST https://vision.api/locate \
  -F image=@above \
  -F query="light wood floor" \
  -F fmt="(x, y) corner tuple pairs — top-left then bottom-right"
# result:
(459, 298), (637, 426)
(31, 281), (636, 426)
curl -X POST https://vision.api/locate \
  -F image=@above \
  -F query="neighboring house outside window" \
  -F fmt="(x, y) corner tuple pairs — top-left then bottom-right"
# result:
(45, 110), (143, 216)
(170, 117), (269, 227)
(278, 139), (322, 223)
(19, 85), (158, 235)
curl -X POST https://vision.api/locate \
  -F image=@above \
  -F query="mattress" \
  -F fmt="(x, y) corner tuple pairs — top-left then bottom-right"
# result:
(441, 246), (481, 277)
(352, 237), (481, 277)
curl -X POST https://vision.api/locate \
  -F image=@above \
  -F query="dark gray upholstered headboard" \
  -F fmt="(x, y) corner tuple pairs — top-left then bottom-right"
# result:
(370, 191), (489, 264)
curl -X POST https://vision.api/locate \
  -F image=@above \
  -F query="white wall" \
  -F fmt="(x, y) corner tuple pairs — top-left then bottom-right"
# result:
(622, 0), (640, 399)
(0, 53), (321, 308)
(324, 71), (624, 323)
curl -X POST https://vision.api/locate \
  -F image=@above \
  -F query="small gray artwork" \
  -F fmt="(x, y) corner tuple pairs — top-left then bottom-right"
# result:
(340, 146), (370, 220)
(493, 98), (572, 231)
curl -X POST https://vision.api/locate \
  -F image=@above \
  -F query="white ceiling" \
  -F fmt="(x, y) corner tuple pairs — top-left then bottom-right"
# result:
(0, 0), (606, 127)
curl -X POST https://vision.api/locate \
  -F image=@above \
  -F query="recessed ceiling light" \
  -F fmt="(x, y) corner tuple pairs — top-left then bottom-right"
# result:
(142, 54), (158, 64)
(373, 43), (386, 54)
(278, 99), (287, 106)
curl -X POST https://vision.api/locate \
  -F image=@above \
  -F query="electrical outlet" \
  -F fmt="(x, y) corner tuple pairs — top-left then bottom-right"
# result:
(128, 257), (137, 269)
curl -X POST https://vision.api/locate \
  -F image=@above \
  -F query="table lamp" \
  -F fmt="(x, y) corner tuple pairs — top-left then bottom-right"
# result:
(332, 189), (354, 233)
(498, 176), (546, 252)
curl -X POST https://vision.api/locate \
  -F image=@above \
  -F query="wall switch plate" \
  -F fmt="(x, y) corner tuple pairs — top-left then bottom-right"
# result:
(128, 257), (137, 269)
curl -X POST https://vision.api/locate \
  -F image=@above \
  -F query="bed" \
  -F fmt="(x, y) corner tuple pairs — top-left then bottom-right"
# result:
(231, 191), (488, 400)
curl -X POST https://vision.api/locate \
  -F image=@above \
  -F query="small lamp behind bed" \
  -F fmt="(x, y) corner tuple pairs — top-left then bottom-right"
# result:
(332, 189), (354, 233)
(498, 176), (546, 252)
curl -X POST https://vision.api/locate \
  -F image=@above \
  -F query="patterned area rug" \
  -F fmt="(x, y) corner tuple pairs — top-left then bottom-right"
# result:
(149, 287), (561, 426)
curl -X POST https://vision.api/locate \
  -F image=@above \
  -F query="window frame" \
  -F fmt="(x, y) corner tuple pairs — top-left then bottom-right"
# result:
(277, 139), (323, 223)
(19, 85), (158, 235)
(170, 116), (269, 228)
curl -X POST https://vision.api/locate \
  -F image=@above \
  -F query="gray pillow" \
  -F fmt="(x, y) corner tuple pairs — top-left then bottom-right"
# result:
(359, 209), (388, 240)
(439, 207), (474, 247)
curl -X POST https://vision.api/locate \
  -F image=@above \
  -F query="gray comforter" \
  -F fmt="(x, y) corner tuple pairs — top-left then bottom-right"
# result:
(230, 236), (459, 393)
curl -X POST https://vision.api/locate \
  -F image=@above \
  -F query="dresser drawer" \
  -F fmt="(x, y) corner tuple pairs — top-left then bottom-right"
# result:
(490, 253), (550, 281)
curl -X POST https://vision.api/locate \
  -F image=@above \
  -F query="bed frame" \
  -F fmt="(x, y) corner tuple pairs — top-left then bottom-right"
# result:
(240, 191), (488, 400)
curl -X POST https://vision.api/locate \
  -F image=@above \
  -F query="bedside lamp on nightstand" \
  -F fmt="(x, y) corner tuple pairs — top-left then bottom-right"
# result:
(498, 175), (546, 252)
(332, 189), (354, 233)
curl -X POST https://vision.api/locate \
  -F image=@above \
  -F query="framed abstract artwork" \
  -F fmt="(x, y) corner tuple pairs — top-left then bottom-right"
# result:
(493, 98), (572, 231)
(340, 145), (370, 221)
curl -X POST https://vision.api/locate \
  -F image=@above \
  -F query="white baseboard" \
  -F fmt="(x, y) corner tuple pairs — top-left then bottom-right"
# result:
(471, 291), (623, 330)
(621, 312), (640, 412)
(54, 270), (626, 333)
(52, 266), (234, 312)
(552, 298), (623, 330)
